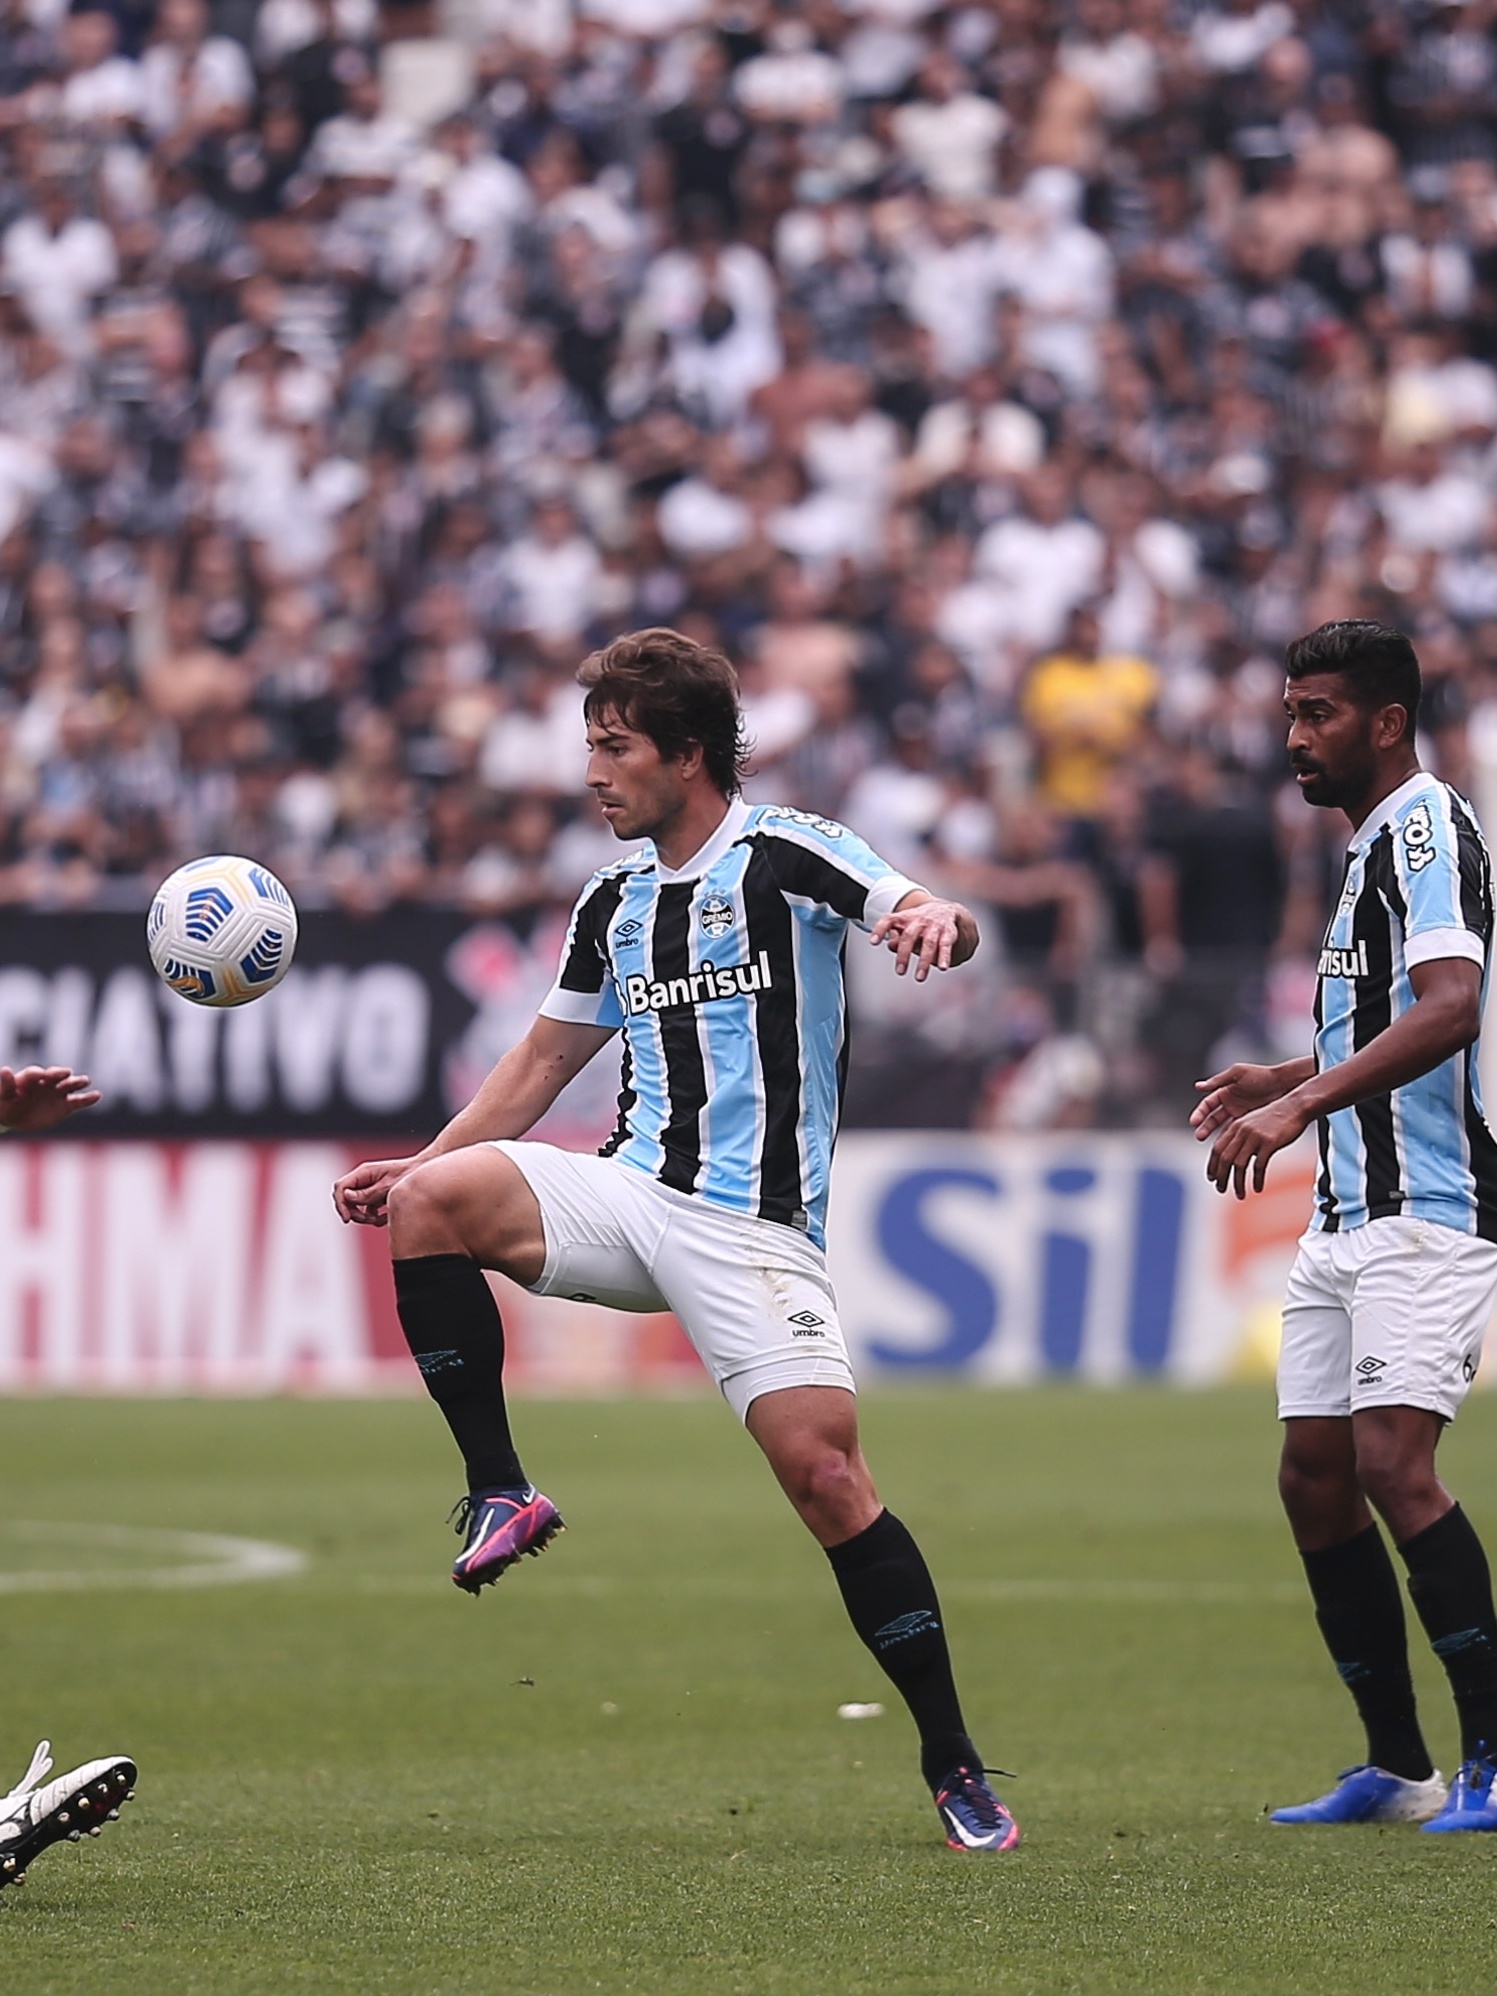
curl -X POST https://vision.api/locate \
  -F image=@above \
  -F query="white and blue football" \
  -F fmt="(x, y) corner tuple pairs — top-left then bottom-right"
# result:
(146, 855), (299, 1008)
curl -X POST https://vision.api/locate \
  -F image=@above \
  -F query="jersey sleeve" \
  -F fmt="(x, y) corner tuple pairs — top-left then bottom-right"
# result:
(1393, 790), (1491, 971)
(537, 876), (625, 1028)
(754, 810), (920, 928)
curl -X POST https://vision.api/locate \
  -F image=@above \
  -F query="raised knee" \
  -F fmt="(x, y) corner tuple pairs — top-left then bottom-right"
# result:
(387, 1161), (462, 1252)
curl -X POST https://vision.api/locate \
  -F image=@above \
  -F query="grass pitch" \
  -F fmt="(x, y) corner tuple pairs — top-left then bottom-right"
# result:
(3, 1386), (1497, 1995)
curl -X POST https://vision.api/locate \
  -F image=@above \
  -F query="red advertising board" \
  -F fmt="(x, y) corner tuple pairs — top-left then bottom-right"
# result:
(0, 1140), (700, 1395)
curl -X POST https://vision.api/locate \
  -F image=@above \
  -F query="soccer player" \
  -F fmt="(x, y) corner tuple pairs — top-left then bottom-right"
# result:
(0, 1063), (138, 1889)
(333, 628), (1018, 1853)
(1192, 620), (1497, 1833)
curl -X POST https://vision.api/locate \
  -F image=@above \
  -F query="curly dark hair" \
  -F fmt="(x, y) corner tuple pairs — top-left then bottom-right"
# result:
(578, 627), (751, 797)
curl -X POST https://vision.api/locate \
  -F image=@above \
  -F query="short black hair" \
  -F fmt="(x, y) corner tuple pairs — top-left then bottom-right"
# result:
(1284, 620), (1421, 735)
(578, 627), (750, 797)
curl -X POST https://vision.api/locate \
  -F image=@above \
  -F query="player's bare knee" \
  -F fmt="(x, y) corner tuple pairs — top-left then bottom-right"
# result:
(794, 1447), (876, 1534)
(1354, 1439), (1437, 1520)
(387, 1164), (468, 1257)
(1277, 1453), (1320, 1525)
(1278, 1442), (1329, 1503)
(803, 1446), (856, 1500)
(1278, 1444), (1356, 1532)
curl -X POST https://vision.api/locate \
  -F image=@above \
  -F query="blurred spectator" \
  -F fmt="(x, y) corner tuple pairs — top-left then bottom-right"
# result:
(1020, 604), (1158, 835)
(0, 0), (1494, 1128)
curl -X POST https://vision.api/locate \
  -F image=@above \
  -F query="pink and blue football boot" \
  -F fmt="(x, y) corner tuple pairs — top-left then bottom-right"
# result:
(933, 1764), (1021, 1852)
(450, 1487), (564, 1593)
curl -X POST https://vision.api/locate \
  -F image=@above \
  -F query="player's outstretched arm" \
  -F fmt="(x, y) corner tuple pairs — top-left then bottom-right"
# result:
(333, 1017), (615, 1226)
(1189, 1057), (1316, 1142)
(0, 1065), (102, 1132)
(869, 890), (979, 982)
(1204, 957), (1481, 1199)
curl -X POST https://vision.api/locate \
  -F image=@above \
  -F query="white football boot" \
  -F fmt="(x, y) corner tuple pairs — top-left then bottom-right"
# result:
(0, 1742), (137, 1889)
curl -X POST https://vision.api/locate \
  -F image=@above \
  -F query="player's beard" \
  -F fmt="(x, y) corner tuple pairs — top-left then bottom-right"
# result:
(1293, 763), (1341, 806)
(1292, 748), (1377, 812)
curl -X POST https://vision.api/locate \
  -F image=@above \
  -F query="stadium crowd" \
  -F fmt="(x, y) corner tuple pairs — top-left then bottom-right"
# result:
(0, 0), (1496, 1124)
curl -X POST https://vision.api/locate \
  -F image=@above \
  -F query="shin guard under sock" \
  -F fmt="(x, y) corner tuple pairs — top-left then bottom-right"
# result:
(1301, 1523), (1432, 1781)
(825, 1509), (978, 1791)
(1401, 1505), (1497, 1763)
(393, 1254), (526, 1492)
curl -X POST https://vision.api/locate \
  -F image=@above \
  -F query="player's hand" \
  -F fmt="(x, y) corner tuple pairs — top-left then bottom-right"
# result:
(0, 1064), (102, 1132)
(1190, 1062), (1292, 1141)
(333, 1155), (420, 1226)
(1205, 1094), (1311, 1199)
(870, 898), (978, 981)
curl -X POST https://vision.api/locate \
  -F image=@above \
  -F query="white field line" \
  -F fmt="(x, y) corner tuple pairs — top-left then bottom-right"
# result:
(0, 1523), (307, 1593)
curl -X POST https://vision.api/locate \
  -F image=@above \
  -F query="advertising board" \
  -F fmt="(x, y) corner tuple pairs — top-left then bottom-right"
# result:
(0, 910), (618, 1143)
(0, 1133), (1327, 1394)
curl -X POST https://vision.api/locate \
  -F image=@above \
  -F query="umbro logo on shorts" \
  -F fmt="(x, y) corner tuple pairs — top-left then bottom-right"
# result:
(788, 1310), (825, 1336)
(1355, 1355), (1388, 1380)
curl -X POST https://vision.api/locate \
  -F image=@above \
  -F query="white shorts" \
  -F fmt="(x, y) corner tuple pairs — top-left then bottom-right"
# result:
(490, 1142), (856, 1421)
(1277, 1216), (1497, 1424)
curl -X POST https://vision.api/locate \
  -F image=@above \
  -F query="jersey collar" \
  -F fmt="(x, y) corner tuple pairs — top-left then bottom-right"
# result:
(1346, 767), (1433, 850)
(652, 796), (753, 882)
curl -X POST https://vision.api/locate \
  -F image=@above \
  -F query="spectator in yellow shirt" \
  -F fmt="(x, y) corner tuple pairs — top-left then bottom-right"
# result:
(1020, 605), (1159, 835)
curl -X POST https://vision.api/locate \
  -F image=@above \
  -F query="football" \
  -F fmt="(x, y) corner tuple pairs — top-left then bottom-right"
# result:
(146, 855), (299, 1008)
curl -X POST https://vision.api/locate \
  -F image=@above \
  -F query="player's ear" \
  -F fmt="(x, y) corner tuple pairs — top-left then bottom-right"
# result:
(1376, 701), (1410, 749)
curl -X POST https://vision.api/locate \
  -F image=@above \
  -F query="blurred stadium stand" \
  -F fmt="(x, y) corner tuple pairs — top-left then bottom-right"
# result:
(4, 0), (1497, 1133)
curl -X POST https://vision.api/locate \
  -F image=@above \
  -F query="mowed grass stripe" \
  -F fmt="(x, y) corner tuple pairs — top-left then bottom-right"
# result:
(2, 1389), (1496, 1995)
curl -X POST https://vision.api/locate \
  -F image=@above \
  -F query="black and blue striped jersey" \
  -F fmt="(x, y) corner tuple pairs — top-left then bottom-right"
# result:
(1312, 769), (1497, 1238)
(538, 798), (917, 1247)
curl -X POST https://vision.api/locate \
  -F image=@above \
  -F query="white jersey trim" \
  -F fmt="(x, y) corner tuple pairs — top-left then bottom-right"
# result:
(863, 873), (921, 925)
(538, 986), (620, 1025)
(654, 798), (752, 883)
(1405, 927), (1485, 970)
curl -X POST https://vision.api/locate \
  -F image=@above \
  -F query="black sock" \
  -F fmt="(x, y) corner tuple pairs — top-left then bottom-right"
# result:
(1300, 1524), (1432, 1780)
(825, 1509), (977, 1792)
(393, 1255), (526, 1493)
(1400, 1505), (1497, 1763)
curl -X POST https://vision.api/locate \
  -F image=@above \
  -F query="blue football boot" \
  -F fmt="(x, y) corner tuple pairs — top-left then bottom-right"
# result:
(1422, 1756), (1497, 1833)
(933, 1765), (1021, 1852)
(1271, 1764), (1446, 1825)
